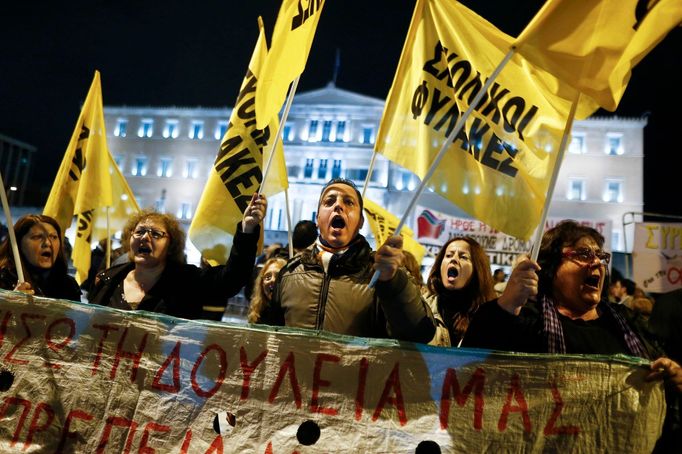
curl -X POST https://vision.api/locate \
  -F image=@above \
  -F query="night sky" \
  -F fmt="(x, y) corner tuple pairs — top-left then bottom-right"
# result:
(2, 0), (680, 216)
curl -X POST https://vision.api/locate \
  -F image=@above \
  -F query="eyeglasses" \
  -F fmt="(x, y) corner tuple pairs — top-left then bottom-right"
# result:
(562, 247), (611, 265)
(132, 228), (168, 240)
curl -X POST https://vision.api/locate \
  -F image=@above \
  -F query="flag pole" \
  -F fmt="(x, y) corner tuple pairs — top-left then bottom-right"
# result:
(259, 75), (300, 258)
(361, 150), (379, 198)
(368, 47), (517, 288)
(0, 171), (25, 283)
(106, 207), (111, 268)
(529, 92), (580, 262)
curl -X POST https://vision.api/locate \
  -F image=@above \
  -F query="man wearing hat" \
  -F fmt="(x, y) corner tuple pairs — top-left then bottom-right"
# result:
(261, 178), (436, 342)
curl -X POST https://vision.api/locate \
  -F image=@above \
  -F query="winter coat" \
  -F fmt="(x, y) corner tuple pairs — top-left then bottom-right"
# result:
(88, 224), (259, 319)
(261, 235), (436, 343)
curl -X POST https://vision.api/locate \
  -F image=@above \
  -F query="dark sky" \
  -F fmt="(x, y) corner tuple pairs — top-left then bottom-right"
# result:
(2, 0), (680, 216)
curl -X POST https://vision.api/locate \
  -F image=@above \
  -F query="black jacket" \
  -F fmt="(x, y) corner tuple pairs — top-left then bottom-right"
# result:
(88, 224), (259, 319)
(0, 267), (81, 301)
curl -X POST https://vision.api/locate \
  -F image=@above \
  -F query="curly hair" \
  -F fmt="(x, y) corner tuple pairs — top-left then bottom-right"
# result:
(427, 237), (496, 340)
(248, 257), (287, 324)
(537, 220), (605, 297)
(0, 214), (68, 282)
(122, 209), (186, 264)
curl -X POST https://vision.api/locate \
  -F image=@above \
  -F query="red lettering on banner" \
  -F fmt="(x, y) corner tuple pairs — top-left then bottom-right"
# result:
(152, 341), (181, 393)
(498, 373), (531, 433)
(110, 327), (148, 382)
(91, 324), (119, 375)
(543, 381), (580, 436)
(205, 434), (224, 454)
(0, 396), (31, 447)
(57, 409), (94, 453)
(44, 317), (76, 369)
(139, 421), (171, 454)
(0, 310), (13, 348)
(372, 362), (407, 426)
(179, 429), (193, 454)
(191, 344), (228, 399)
(310, 353), (340, 416)
(24, 402), (55, 450)
(355, 357), (369, 421)
(96, 415), (138, 454)
(240, 347), (268, 400)
(268, 352), (302, 409)
(5, 313), (45, 365)
(440, 367), (486, 430)
(667, 267), (682, 285)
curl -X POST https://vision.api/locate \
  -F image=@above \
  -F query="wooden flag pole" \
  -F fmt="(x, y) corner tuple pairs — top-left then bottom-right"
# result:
(529, 92), (581, 262)
(368, 47), (516, 288)
(0, 171), (25, 283)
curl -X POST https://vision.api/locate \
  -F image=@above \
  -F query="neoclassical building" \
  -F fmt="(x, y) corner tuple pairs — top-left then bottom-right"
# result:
(104, 83), (646, 265)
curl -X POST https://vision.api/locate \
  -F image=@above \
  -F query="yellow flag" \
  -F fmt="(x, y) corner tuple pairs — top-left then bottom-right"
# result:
(255, 0), (326, 129)
(363, 198), (426, 265)
(374, 0), (598, 240)
(189, 17), (288, 265)
(44, 71), (139, 283)
(515, 0), (682, 111)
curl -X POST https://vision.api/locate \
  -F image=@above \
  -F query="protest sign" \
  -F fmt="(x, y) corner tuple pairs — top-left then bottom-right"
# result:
(0, 290), (663, 453)
(633, 222), (682, 293)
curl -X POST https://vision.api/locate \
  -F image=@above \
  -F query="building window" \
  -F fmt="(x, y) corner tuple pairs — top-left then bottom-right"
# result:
(178, 202), (192, 220)
(318, 159), (328, 179)
(331, 160), (342, 179)
(308, 120), (319, 142)
(189, 121), (204, 140)
(184, 159), (198, 178)
(603, 179), (623, 203)
(345, 168), (368, 183)
(138, 119), (154, 138)
(303, 159), (314, 178)
(569, 134), (585, 154)
(362, 126), (374, 144)
(215, 121), (228, 140)
(132, 156), (148, 176)
(321, 121), (333, 142)
(115, 119), (128, 137)
(335, 121), (346, 142)
(163, 120), (179, 139)
(157, 157), (173, 178)
(567, 178), (586, 201)
(605, 133), (623, 155)
(283, 123), (292, 142)
(113, 155), (124, 169)
(287, 165), (302, 179)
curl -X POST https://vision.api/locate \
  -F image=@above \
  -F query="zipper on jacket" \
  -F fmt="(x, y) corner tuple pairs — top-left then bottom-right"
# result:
(315, 271), (332, 330)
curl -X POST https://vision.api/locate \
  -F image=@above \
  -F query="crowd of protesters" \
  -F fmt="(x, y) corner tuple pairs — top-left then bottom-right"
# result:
(1, 178), (681, 450)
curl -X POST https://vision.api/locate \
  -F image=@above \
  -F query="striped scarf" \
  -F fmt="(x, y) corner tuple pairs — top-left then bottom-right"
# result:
(540, 295), (648, 358)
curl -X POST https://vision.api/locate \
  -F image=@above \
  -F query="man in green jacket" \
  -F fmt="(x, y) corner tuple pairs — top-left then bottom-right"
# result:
(261, 178), (435, 343)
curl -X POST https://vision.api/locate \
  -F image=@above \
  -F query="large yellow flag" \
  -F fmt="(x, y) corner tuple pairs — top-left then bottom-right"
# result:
(254, 0), (326, 129)
(516, 0), (682, 111)
(189, 18), (288, 265)
(363, 198), (426, 265)
(374, 0), (598, 240)
(44, 71), (140, 283)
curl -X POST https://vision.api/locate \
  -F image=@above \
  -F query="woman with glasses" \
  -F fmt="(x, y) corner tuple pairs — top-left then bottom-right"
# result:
(0, 214), (81, 300)
(88, 194), (266, 320)
(462, 220), (681, 446)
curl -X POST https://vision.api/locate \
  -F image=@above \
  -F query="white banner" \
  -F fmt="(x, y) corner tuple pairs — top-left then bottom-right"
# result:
(633, 222), (682, 293)
(0, 290), (663, 453)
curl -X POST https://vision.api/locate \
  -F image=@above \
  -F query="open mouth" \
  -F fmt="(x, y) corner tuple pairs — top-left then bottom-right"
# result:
(584, 274), (600, 288)
(40, 251), (52, 259)
(447, 267), (459, 279)
(138, 245), (152, 254)
(331, 216), (346, 229)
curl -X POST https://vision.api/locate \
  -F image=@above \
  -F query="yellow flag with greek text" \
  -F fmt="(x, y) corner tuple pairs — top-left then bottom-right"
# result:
(189, 18), (288, 265)
(363, 198), (426, 266)
(255, 0), (326, 129)
(375, 0), (598, 240)
(44, 71), (140, 283)
(516, 0), (682, 111)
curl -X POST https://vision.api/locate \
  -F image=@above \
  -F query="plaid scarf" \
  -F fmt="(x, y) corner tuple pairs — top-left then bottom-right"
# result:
(540, 295), (649, 358)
